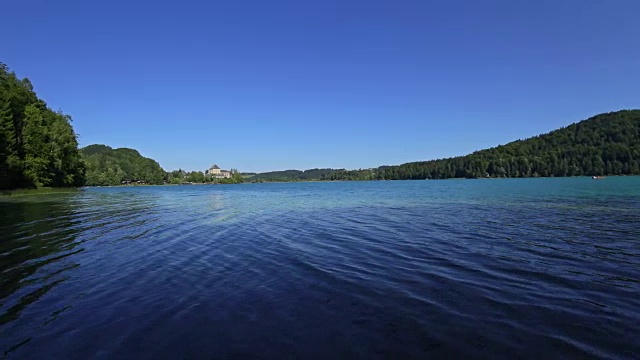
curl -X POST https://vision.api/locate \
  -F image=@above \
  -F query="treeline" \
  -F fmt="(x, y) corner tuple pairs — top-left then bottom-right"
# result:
(1, 63), (85, 189)
(82, 144), (245, 186)
(166, 169), (244, 184)
(248, 110), (640, 182)
(3, 61), (638, 188)
(87, 109), (640, 184)
(378, 110), (640, 180)
(249, 168), (375, 182)
(81, 145), (166, 186)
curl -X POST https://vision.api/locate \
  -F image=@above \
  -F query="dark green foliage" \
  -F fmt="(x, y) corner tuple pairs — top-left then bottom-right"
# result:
(217, 170), (244, 184)
(185, 171), (205, 183)
(81, 145), (166, 186)
(249, 110), (640, 182)
(166, 169), (188, 184)
(81, 144), (112, 156)
(248, 168), (374, 182)
(378, 110), (640, 180)
(0, 63), (85, 189)
(249, 169), (304, 182)
(165, 169), (244, 184)
(166, 170), (207, 184)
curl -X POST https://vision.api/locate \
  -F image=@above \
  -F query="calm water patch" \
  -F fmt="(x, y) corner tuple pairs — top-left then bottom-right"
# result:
(1, 178), (639, 358)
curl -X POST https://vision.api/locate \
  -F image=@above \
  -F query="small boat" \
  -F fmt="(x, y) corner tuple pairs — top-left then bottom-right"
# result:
(592, 176), (605, 180)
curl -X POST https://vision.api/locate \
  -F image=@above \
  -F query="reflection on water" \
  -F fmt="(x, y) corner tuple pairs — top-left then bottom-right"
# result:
(0, 197), (81, 354)
(1, 179), (640, 358)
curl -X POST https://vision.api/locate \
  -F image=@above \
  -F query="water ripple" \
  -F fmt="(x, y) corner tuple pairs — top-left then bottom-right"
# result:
(1, 179), (639, 358)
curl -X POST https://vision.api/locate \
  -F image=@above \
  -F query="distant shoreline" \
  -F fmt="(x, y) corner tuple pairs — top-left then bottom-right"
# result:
(245, 175), (633, 184)
(3, 175), (632, 195)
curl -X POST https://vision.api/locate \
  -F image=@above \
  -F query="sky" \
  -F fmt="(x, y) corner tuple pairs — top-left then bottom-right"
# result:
(2, 0), (639, 172)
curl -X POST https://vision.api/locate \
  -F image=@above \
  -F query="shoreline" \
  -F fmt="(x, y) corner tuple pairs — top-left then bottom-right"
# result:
(2, 175), (632, 195)
(1, 188), (84, 197)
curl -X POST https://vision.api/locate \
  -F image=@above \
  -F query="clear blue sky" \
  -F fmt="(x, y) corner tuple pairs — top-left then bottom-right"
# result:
(2, 0), (639, 172)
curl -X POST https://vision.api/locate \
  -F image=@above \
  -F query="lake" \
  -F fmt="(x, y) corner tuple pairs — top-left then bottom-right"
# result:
(1, 178), (639, 359)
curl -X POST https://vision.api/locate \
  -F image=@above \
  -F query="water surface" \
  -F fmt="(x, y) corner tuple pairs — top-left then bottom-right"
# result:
(1, 178), (639, 358)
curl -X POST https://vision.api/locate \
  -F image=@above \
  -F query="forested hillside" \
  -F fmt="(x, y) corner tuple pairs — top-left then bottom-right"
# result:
(248, 110), (640, 181)
(0, 63), (85, 189)
(248, 168), (374, 182)
(245, 168), (380, 182)
(81, 145), (166, 186)
(379, 110), (640, 179)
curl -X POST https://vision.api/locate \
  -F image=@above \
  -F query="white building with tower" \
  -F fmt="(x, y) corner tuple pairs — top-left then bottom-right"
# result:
(205, 164), (231, 179)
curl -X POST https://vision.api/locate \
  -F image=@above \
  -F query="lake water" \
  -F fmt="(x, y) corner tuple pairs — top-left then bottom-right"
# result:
(1, 178), (639, 359)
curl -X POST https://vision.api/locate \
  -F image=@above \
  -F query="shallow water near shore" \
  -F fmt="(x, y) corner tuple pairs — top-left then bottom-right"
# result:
(1, 177), (639, 358)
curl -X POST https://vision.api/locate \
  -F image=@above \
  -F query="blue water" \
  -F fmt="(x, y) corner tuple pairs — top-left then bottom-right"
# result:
(1, 178), (639, 359)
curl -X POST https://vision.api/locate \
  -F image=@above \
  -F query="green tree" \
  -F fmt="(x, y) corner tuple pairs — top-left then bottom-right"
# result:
(0, 63), (85, 189)
(81, 145), (166, 186)
(22, 105), (50, 187)
(0, 98), (18, 188)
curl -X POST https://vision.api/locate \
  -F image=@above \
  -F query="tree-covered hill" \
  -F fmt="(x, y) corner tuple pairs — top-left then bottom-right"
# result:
(248, 110), (640, 181)
(1, 63), (86, 189)
(81, 145), (166, 186)
(379, 110), (640, 180)
(247, 168), (375, 182)
(249, 169), (334, 182)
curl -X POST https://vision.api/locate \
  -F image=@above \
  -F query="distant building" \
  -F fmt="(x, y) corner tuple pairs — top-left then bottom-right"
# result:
(205, 164), (231, 179)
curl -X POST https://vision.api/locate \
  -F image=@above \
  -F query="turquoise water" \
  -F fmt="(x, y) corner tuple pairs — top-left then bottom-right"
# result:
(1, 178), (639, 358)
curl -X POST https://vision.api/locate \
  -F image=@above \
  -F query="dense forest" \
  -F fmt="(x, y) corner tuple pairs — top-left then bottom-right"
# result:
(248, 110), (640, 181)
(379, 110), (640, 180)
(245, 168), (381, 182)
(81, 145), (167, 186)
(248, 168), (374, 182)
(1, 63), (85, 189)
